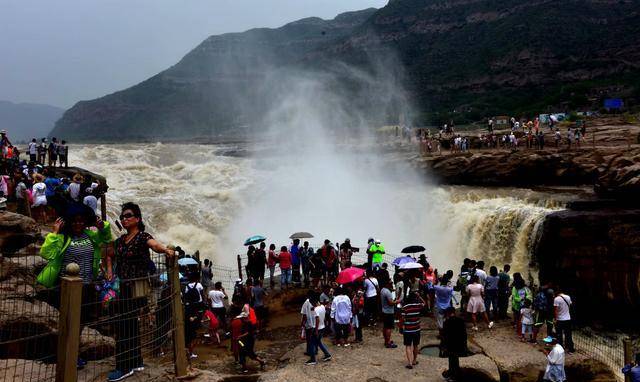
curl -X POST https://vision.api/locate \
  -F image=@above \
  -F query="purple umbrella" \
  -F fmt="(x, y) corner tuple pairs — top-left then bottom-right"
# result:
(392, 256), (416, 266)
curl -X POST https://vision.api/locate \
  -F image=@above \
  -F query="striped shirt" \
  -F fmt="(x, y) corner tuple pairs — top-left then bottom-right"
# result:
(61, 233), (94, 284)
(401, 302), (423, 333)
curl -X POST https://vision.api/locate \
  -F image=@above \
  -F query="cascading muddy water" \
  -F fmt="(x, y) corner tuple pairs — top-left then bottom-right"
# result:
(71, 144), (564, 276)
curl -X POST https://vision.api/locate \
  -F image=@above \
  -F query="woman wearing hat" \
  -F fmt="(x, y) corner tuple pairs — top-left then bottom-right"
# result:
(107, 202), (175, 382)
(68, 173), (84, 202)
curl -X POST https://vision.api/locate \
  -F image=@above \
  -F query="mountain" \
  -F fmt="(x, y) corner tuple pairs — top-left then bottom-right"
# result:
(0, 101), (64, 142)
(52, 1), (640, 141)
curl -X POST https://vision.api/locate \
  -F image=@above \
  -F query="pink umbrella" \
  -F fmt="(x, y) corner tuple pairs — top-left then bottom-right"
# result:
(336, 267), (365, 284)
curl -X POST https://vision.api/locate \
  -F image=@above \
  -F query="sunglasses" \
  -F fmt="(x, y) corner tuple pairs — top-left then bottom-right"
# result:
(119, 212), (135, 221)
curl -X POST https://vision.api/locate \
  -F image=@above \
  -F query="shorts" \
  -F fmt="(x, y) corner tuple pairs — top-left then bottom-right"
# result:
(521, 323), (533, 335)
(382, 313), (395, 329)
(403, 331), (421, 347)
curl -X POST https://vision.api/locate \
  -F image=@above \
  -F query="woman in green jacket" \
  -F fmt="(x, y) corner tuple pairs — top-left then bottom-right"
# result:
(37, 204), (112, 368)
(510, 272), (532, 336)
(38, 205), (113, 288)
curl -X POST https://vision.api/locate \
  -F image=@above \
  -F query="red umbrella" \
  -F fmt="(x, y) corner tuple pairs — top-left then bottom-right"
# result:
(336, 267), (365, 285)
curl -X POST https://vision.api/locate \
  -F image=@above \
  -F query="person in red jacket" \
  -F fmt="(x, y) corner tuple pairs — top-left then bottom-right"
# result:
(278, 246), (292, 290)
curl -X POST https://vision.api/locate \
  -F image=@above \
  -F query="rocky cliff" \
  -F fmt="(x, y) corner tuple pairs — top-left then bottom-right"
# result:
(535, 207), (640, 324)
(52, 0), (640, 141)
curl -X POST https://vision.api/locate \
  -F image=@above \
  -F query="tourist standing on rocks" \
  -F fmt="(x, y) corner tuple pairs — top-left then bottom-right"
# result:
(380, 279), (397, 348)
(301, 290), (318, 364)
(47, 137), (58, 167)
(401, 293), (424, 369)
(497, 264), (511, 319)
(352, 288), (365, 343)
(313, 298), (332, 362)
(434, 274), (455, 332)
(38, 204), (112, 369)
(231, 305), (266, 373)
(300, 241), (312, 287)
(363, 269), (379, 326)
(442, 307), (467, 382)
(208, 281), (228, 331)
(533, 283), (555, 342)
(253, 242), (267, 282)
(57, 140), (68, 168)
(543, 337), (566, 382)
(201, 259), (212, 291)
(511, 273), (532, 335)
(107, 202), (175, 382)
(267, 243), (277, 288)
(370, 239), (385, 270)
(278, 245), (292, 289)
(31, 173), (47, 223)
(331, 287), (352, 347)
(28, 138), (37, 163)
(290, 238), (301, 285)
(251, 279), (267, 330)
(622, 353), (640, 382)
(484, 266), (499, 320)
(466, 275), (493, 331)
(520, 300), (534, 342)
(553, 288), (575, 353)
(245, 245), (256, 280)
(13, 172), (28, 216)
(183, 272), (205, 359)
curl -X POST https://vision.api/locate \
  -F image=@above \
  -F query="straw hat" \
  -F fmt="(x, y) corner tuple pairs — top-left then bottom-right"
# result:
(72, 173), (84, 183)
(33, 173), (45, 183)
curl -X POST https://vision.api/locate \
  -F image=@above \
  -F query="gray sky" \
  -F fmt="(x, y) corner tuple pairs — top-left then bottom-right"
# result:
(0, 0), (386, 109)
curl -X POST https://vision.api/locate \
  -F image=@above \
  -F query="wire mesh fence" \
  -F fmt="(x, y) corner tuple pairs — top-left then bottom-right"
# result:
(74, 252), (177, 382)
(0, 242), (184, 382)
(574, 327), (630, 382)
(0, 243), (59, 382)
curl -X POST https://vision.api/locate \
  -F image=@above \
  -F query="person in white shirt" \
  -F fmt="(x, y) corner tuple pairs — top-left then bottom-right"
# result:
(543, 337), (566, 382)
(300, 292), (318, 365)
(330, 288), (352, 346)
(553, 289), (574, 352)
(364, 271), (379, 326)
(314, 301), (332, 361)
(208, 282), (227, 330)
(28, 139), (37, 163)
(475, 261), (487, 285)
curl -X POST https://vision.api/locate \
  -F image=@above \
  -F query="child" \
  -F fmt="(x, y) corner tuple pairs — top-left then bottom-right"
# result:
(520, 300), (534, 342)
(203, 309), (221, 345)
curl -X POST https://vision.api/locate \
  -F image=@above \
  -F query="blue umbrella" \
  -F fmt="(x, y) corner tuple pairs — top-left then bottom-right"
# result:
(178, 257), (198, 266)
(244, 235), (266, 246)
(392, 255), (416, 266)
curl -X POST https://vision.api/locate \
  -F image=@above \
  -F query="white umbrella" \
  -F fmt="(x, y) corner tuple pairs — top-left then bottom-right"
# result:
(399, 262), (424, 270)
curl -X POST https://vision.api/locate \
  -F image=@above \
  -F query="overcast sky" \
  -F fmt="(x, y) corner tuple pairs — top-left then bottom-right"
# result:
(0, 0), (387, 109)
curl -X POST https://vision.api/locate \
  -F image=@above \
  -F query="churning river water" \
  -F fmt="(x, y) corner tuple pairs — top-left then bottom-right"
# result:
(70, 143), (574, 275)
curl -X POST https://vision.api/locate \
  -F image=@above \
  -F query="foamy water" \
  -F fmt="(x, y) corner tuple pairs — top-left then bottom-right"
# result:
(70, 143), (566, 274)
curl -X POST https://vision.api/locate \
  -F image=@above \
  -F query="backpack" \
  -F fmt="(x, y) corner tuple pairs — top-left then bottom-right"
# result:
(533, 291), (548, 312)
(184, 283), (202, 307)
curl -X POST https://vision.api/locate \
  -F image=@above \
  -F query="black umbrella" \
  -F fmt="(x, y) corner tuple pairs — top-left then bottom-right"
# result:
(401, 245), (426, 254)
(290, 232), (314, 239)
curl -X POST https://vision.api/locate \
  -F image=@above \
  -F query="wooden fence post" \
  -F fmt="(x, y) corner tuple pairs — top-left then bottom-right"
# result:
(100, 194), (107, 222)
(167, 254), (188, 378)
(623, 339), (633, 382)
(237, 254), (243, 280)
(56, 263), (83, 382)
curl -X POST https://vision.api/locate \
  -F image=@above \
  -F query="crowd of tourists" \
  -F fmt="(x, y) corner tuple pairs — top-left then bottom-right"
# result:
(391, 114), (589, 156)
(0, 130), (81, 219)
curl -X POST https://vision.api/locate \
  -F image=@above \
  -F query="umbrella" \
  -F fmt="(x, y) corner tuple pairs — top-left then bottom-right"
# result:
(336, 267), (365, 284)
(392, 256), (416, 266)
(290, 232), (314, 239)
(178, 257), (198, 266)
(244, 235), (266, 246)
(399, 262), (424, 270)
(401, 245), (426, 254)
